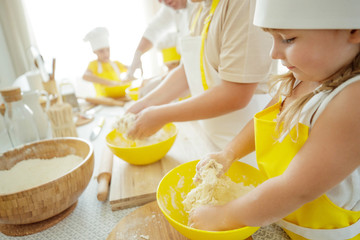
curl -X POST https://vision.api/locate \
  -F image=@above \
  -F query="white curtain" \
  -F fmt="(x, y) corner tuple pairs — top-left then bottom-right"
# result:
(0, 0), (37, 79)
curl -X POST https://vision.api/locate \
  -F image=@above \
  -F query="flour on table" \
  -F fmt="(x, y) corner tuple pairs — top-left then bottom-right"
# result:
(112, 113), (172, 147)
(0, 154), (83, 194)
(183, 159), (254, 213)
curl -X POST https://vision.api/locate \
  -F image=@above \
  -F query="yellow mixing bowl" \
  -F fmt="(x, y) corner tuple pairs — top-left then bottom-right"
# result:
(157, 160), (266, 240)
(100, 83), (131, 98)
(125, 87), (139, 101)
(106, 123), (177, 165)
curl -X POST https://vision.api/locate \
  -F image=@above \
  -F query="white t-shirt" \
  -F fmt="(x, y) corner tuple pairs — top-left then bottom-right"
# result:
(143, 3), (195, 54)
(190, 0), (275, 93)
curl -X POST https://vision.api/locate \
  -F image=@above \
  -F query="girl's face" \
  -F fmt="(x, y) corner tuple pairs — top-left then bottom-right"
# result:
(94, 47), (110, 62)
(269, 29), (360, 83)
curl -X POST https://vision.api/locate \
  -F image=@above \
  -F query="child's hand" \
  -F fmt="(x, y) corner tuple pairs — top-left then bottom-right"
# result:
(189, 203), (246, 231)
(195, 151), (234, 182)
(188, 205), (221, 231)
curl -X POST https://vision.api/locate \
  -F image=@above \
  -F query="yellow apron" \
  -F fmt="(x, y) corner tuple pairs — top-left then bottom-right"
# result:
(254, 99), (360, 240)
(180, 0), (270, 155)
(88, 60), (127, 97)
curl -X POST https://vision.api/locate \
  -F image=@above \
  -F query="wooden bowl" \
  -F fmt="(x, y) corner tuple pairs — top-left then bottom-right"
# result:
(0, 137), (94, 225)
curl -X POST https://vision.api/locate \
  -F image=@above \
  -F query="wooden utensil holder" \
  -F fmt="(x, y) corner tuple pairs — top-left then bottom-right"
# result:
(47, 96), (78, 137)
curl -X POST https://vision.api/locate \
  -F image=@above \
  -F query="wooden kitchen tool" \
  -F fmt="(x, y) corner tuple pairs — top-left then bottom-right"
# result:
(107, 201), (188, 240)
(47, 94), (78, 137)
(83, 97), (125, 107)
(109, 121), (220, 211)
(42, 58), (58, 96)
(97, 146), (114, 201)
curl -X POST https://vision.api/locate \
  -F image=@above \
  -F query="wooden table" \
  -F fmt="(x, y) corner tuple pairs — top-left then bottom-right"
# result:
(109, 121), (221, 210)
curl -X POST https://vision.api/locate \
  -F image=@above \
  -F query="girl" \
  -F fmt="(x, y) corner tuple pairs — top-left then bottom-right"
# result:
(83, 27), (129, 97)
(189, 0), (360, 239)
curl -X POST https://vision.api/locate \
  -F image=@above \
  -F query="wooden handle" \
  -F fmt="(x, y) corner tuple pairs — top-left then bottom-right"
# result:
(84, 97), (124, 106)
(97, 147), (114, 201)
(97, 173), (111, 201)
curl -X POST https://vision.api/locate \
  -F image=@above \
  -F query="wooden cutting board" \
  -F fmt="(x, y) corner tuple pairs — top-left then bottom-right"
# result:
(107, 201), (188, 240)
(109, 121), (220, 211)
(107, 201), (253, 240)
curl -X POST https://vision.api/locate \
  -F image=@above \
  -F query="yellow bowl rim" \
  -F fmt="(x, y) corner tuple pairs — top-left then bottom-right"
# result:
(156, 160), (260, 235)
(106, 123), (178, 150)
(125, 86), (139, 93)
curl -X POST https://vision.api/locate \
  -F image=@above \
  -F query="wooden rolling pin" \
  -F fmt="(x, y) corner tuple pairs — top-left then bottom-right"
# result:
(84, 97), (125, 107)
(97, 147), (114, 201)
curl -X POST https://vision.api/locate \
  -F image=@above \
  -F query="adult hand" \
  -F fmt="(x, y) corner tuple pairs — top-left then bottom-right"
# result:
(126, 99), (149, 115)
(127, 106), (167, 140)
(125, 50), (143, 80)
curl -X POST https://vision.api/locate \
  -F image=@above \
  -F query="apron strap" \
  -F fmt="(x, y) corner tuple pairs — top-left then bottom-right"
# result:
(190, 5), (203, 34)
(200, 0), (220, 91)
(97, 61), (103, 74)
(277, 218), (360, 240)
(109, 61), (122, 80)
(97, 61), (122, 80)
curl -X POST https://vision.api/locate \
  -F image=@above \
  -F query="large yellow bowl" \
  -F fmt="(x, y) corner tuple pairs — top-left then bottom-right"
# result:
(157, 160), (266, 240)
(100, 83), (131, 98)
(125, 87), (139, 101)
(106, 123), (177, 165)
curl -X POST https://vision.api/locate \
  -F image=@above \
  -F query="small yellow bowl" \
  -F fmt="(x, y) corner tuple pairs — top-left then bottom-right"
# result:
(106, 123), (177, 165)
(100, 83), (131, 98)
(157, 160), (266, 240)
(125, 87), (139, 101)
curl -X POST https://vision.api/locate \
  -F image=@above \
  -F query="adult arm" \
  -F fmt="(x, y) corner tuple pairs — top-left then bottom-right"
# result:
(127, 78), (258, 139)
(127, 64), (189, 114)
(126, 5), (175, 79)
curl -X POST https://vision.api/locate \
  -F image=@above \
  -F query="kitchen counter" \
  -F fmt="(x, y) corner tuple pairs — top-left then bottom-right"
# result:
(0, 103), (290, 240)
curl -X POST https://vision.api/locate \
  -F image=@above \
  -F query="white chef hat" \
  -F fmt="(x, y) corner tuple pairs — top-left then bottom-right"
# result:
(253, 0), (360, 29)
(84, 27), (110, 51)
(156, 32), (181, 64)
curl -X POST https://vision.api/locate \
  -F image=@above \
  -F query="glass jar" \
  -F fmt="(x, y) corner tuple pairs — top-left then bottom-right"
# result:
(0, 111), (13, 153)
(0, 87), (39, 147)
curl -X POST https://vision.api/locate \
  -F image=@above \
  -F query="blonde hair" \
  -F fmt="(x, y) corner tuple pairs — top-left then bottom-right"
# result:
(271, 53), (360, 138)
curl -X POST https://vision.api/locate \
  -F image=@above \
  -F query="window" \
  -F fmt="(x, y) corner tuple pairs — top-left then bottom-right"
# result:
(24, 0), (161, 95)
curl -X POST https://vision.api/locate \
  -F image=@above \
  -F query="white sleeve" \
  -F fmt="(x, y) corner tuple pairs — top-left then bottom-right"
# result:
(143, 5), (176, 44)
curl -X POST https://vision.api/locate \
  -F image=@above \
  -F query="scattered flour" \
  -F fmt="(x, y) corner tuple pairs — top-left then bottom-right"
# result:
(0, 154), (83, 194)
(112, 113), (172, 147)
(182, 159), (254, 213)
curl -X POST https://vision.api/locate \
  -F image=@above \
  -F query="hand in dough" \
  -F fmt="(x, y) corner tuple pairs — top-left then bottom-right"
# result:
(188, 204), (224, 231)
(189, 203), (247, 231)
(126, 106), (166, 140)
(195, 151), (233, 182)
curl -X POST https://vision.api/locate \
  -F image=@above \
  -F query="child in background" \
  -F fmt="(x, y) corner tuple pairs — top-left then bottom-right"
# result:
(189, 0), (360, 239)
(83, 27), (129, 97)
